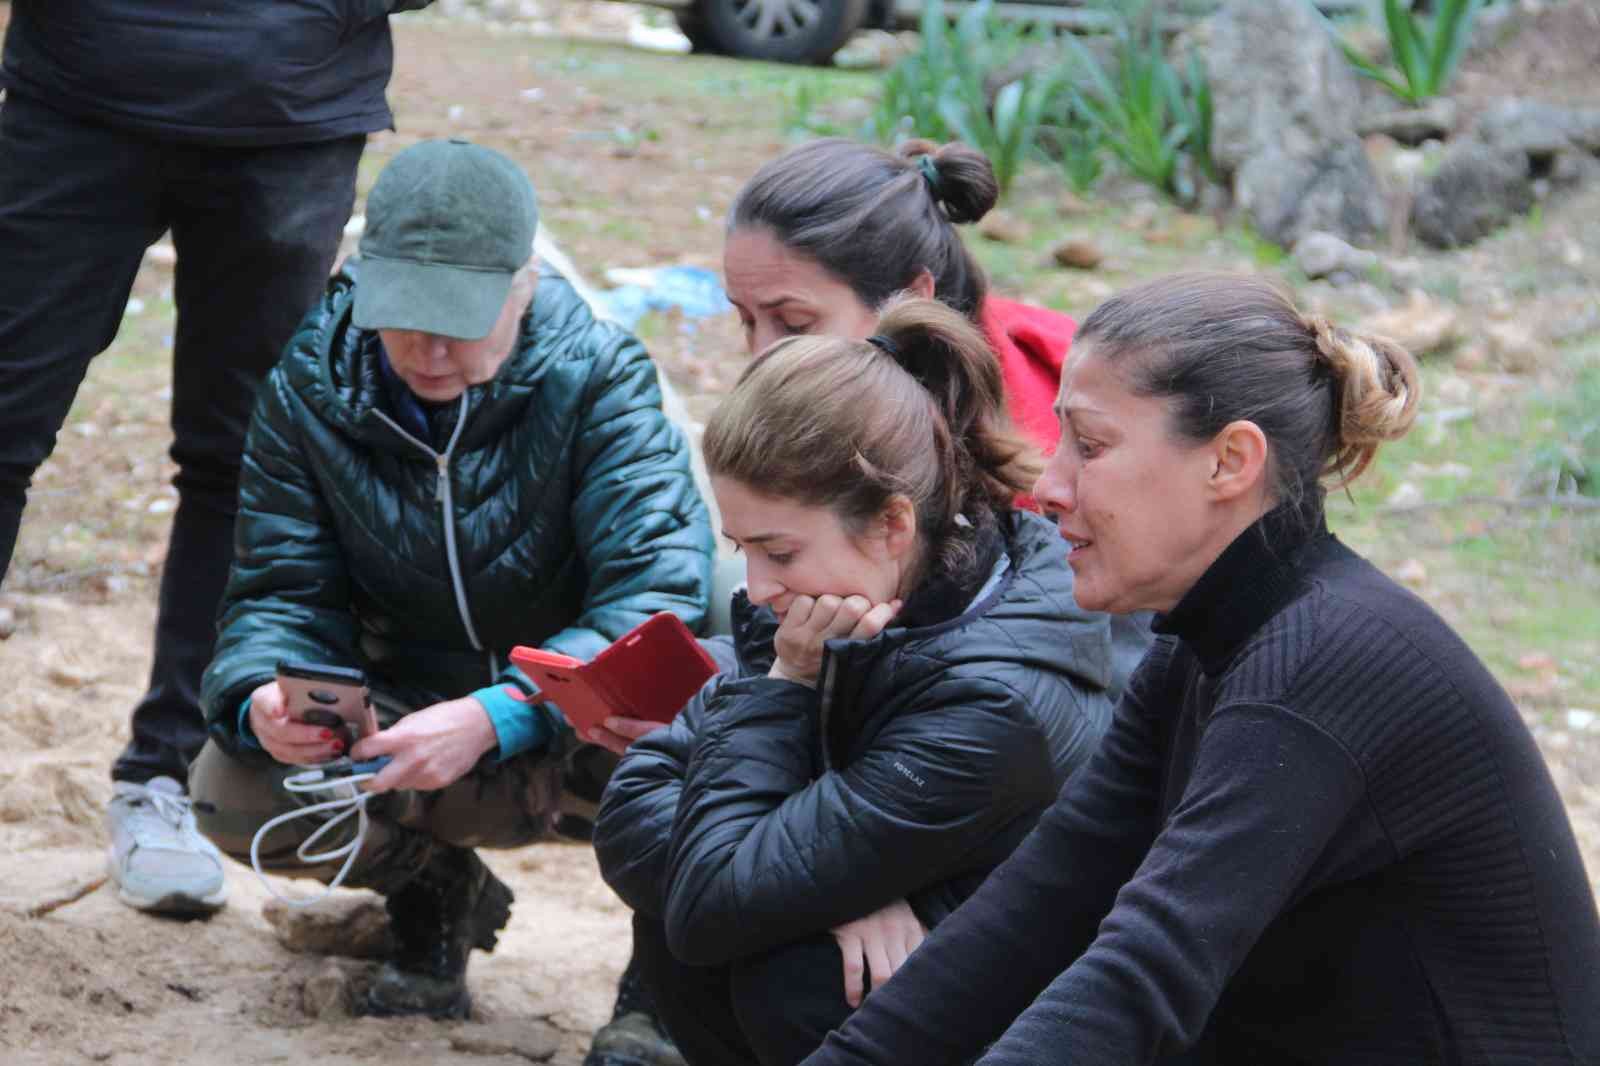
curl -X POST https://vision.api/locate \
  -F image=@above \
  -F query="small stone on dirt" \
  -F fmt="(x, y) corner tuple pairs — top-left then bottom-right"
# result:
(0, 606), (15, 640)
(1518, 652), (1558, 673)
(1359, 291), (1459, 359)
(144, 243), (177, 269)
(1050, 240), (1103, 270)
(1394, 559), (1428, 588)
(1292, 231), (1376, 280)
(300, 959), (356, 1020)
(448, 1020), (560, 1061)
(1056, 191), (1092, 216)
(1566, 709), (1597, 732)
(1387, 482), (1425, 508)
(264, 893), (395, 958)
(46, 662), (96, 689)
(1483, 320), (1543, 374)
(976, 210), (1029, 244)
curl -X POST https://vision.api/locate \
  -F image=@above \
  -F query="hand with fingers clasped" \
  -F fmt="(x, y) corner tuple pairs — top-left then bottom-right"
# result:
(831, 897), (927, 1008)
(768, 594), (901, 688)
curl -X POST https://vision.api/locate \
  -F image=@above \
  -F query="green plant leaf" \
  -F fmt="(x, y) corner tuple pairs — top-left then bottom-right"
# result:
(1384, 0), (1423, 97)
(1426, 0), (1482, 96)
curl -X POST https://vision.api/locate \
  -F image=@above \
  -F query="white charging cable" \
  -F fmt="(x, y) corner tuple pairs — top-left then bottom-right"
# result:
(249, 756), (391, 908)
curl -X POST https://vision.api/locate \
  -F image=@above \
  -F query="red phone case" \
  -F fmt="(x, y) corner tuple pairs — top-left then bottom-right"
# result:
(508, 613), (718, 736)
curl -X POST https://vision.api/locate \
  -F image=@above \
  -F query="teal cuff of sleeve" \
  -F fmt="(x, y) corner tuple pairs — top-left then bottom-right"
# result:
(237, 696), (263, 751)
(474, 684), (554, 761)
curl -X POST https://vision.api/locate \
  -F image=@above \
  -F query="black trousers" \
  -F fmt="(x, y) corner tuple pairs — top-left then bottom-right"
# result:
(632, 913), (856, 1066)
(0, 92), (364, 785)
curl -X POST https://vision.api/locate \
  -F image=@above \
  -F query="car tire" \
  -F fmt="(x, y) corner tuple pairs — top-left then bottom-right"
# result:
(674, 10), (722, 53)
(697, 0), (869, 65)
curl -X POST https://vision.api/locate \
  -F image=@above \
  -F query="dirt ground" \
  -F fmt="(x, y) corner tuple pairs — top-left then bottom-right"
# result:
(1, 5), (1596, 1064)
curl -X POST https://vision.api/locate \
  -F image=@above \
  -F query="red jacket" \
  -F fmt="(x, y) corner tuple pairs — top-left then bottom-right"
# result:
(981, 295), (1076, 454)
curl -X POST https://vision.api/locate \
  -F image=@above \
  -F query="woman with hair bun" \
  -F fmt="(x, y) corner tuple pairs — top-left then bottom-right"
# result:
(724, 136), (1070, 454)
(799, 273), (1600, 1066)
(592, 298), (1122, 1066)
(720, 136), (1154, 707)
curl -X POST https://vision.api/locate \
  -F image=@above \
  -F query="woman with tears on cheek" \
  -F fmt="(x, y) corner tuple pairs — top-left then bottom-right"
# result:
(591, 297), (1122, 1066)
(796, 273), (1600, 1066)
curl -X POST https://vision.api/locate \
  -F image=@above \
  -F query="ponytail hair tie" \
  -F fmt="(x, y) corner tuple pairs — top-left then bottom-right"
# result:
(917, 154), (943, 199)
(866, 334), (900, 358)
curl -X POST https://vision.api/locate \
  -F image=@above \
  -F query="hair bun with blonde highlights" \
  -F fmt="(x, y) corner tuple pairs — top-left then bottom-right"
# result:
(1303, 314), (1421, 485)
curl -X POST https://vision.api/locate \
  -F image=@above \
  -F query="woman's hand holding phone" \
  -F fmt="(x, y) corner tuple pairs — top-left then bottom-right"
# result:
(248, 680), (347, 766)
(584, 715), (669, 756)
(352, 695), (498, 793)
(769, 594), (901, 688)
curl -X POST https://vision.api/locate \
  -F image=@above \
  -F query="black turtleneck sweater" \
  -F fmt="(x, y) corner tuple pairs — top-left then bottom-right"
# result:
(800, 510), (1600, 1066)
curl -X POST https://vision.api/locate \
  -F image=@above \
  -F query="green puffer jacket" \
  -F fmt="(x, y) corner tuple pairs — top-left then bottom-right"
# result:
(201, 260), (714, 762)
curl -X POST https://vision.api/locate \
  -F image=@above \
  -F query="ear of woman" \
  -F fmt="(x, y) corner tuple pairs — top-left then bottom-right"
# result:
(906, 269), (936, 301)
(876, 494), (919, 562)
(1206, 420), (1271, 507)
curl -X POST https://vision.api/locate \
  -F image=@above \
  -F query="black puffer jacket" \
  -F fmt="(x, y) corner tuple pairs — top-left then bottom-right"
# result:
(595, 511), (1116, 967)
(0, 0), (431, 145)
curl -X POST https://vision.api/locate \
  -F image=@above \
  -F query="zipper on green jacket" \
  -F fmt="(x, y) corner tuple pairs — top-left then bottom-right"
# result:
(372, 397), (486, 657)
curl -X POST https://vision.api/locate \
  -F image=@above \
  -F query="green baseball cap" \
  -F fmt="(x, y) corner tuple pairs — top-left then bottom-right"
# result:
(353, 138), (539, 340)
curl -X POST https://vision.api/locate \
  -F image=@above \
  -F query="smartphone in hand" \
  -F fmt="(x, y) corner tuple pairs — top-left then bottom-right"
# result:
(276, 661), (378, 750)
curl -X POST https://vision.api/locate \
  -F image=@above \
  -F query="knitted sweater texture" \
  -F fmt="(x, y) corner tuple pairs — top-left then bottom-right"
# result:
(801, 510), (1600, 1066)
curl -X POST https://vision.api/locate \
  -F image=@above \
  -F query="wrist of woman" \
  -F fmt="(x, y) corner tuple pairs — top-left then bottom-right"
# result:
(767, 660), (816, 688)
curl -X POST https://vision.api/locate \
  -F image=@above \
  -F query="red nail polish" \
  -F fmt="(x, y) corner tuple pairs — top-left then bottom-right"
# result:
(332, 740), (345, 753)
(320, 729), (333, 740)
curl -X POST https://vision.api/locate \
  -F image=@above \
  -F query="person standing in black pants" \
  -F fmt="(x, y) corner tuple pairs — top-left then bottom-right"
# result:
(0, 0), (431, 915)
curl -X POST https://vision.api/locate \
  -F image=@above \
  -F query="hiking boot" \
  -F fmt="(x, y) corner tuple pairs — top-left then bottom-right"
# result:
(364, 847), (513, 1019)
(105, 776), (228, 916)
(583, 955), (687, 1066)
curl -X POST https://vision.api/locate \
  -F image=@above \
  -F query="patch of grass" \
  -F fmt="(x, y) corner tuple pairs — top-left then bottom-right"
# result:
(1224, 223), (1289, 268)
(1330, 356), (1600, 708)
(1517, 364), (1600, 498)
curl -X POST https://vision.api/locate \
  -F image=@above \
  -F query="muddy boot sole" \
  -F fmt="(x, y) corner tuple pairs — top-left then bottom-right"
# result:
(363, 962), (473, 1020)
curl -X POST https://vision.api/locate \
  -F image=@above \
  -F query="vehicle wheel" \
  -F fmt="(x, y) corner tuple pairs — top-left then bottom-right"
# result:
(674, 10), (722, 53)
(698, 0), (869, 65)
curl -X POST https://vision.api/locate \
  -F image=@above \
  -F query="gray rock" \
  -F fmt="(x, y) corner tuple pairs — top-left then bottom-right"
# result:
(1205, 0), (1386, 246)
(1293, 230), (1378, 280)
(1413, 141), (1533, 249)
(1207, 0), (1363, 169)
(449, 1021), (561, 1062)
(1356, 98), (1458, 146)
(300, 958), (357, 1020)
(1476, 98), (1600, 159)
(264, 893), (395, 958)
(1552, 149), (1600, 189)
(1236, 141), (1388, 248)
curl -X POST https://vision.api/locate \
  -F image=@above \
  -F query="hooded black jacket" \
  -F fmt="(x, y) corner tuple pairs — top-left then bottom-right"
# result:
(594, 511), (1118, 967)
(0, 0), (431, 145)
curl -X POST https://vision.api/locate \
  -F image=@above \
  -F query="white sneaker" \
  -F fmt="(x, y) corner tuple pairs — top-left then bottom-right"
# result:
(105, 776), (228, 915)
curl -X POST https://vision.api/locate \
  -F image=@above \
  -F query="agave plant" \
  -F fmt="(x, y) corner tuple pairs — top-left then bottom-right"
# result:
(1338, 0), (1483, 105)
(868, 0), (1055, 191)
(1059, 2), (1214, 204)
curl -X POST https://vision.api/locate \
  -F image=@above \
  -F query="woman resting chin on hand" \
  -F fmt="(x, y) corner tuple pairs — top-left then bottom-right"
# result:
(591, 297), (1122, 1066)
